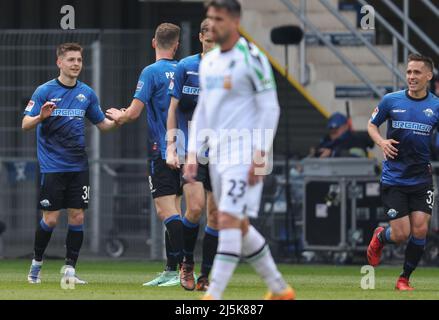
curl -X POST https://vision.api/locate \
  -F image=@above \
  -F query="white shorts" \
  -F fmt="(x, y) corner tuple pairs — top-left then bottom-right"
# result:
(208, 164), (263, 219)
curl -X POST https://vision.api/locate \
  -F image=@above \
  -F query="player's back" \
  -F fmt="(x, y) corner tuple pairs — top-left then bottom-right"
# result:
(134, 58), (178, 159)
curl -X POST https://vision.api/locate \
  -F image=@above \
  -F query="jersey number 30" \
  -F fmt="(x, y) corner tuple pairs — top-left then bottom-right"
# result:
(82, 186), (90, 201)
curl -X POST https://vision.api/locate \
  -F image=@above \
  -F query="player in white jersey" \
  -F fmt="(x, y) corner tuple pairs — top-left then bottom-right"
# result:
(184, 0), (295, 300)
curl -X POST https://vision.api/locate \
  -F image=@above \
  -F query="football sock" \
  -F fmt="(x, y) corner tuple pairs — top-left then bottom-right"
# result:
(164, 215), (184, 268)
(165, 230), (178, 272)
(201, 226), (218, 278)
(182, 216), (199, 265)
(378, 226), (394, 244)
(400, 236), (426, 280)
(65, 224), (84, 268)
(207, 228), (241, 300)
(242, 226), (287, 294)
(33, 219), (54, 262)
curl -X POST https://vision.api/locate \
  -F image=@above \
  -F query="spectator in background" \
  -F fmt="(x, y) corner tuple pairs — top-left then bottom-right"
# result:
(310, 112), (373, 158)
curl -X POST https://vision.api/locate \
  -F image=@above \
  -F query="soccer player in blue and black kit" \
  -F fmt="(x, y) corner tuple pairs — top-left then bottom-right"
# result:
(23, 43), (118, 284)
(106, 23), (184, 287)
(166, 19), (218, 291)
(367, 54), (439, 291)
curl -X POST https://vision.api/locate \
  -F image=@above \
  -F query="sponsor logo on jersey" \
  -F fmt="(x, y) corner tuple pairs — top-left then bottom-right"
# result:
(25, 100), (35, 112)
(391, 109), (406, 113)
(371, 107), (379, 120)
(392, 120), (432, 133)
(136, 81), (144, 92)
(186, 71), (198, 76)
(387, 208), (398, 218)
(50, 98), (62, 102)
(76, 94), (87, 103)
(423, 108), (434, 118)
(182, 86), (200, 95)
(52, 109), (85, 117)
(40, 199), (51, 208)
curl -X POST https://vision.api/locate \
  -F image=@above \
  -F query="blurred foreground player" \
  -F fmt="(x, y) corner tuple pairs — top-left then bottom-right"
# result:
(184, 0), (295, 300)
(367, 53), (439, 291)
(23, 43), (119, 284)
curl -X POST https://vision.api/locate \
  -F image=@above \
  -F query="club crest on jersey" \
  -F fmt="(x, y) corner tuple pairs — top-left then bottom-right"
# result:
(25, 100), (35, 112)
(76, 94), (87, 103)
(423, 108), (434, 118)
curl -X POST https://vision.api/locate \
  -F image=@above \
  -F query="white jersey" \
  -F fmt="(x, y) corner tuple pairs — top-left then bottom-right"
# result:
(188, 37), (280, 169)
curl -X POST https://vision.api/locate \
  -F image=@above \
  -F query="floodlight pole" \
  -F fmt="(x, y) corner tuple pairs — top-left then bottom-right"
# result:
(283, 43), (297, 261)
(91, 40), (101, 254)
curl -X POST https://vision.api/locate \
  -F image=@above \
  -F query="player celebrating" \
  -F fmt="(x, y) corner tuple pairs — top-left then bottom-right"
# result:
(23, 43), (119, 284)
(367, 53), (439, 291)
(166, 19), (218, 291)
(184, 0), (295, 300)
(106, 23), (183, 287)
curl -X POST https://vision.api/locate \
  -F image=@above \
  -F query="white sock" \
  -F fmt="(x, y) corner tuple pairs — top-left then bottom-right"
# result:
(242, 226), (287, 294)
(207, 228), (242, 300)
(32, 259), (43, 266)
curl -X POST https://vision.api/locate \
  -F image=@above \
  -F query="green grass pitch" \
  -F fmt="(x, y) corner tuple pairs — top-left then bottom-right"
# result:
(1, 259), (439, 300)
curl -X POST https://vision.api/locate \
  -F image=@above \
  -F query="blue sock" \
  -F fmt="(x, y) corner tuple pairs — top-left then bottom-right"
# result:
(401, 236), (426, 279)
(164, 215), (184, 266)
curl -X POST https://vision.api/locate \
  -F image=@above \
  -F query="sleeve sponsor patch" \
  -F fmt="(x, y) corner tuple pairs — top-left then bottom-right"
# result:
(25, 100), (35, 112)
(168, 79), (174, 91)
(136, 81), (144, 92)
(371, 107), (379, 120)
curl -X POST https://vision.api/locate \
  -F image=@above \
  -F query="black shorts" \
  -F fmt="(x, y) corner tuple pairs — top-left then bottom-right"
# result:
(381, 183), (434, 220)
(38, 171), (90, 211)
(180, 164), (212, 192)
(149, 157), (182, 199)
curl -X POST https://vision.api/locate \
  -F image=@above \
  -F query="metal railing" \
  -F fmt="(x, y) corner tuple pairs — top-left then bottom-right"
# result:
(280, 0), (386, 98)
(319, 0), (406, 84)
(381, 0), (439, 55)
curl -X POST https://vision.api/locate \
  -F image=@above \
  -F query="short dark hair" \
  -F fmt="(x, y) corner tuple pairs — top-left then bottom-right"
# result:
(408, 53), (434, 72)
(205, 0), (241, 17)
(56, 43), (83, 57)
(155, 23), (180, 50)
(200, 18), (210, 34)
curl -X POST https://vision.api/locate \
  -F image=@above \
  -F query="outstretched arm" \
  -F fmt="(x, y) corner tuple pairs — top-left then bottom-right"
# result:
(105, 98), (145, 125)
(96, 118), (119, 131)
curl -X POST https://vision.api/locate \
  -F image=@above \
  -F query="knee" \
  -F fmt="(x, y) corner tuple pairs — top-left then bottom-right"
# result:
(69, 212), (84, 225)
(206, 208), (218, 230)
(218, 213), (240, 229)
(412, 225), (429, 239)
(186, 202), (204, 222)
(155, 206), (170, 221)
(43, 216), (58, 228)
